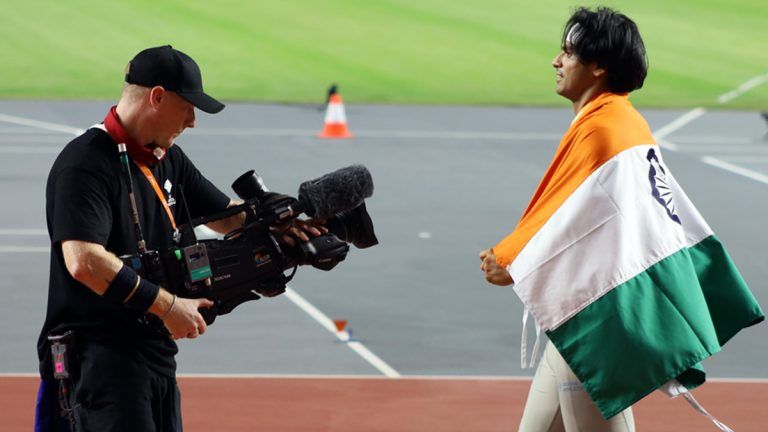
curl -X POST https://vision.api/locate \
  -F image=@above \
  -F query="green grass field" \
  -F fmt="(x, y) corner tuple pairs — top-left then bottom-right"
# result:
(1, 0), (765, 108)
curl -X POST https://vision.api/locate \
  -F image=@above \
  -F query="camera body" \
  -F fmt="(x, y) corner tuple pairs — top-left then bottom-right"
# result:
(121, 168), (377, 324)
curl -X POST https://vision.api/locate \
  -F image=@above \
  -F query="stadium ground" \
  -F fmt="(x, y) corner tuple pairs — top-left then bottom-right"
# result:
(3, 1), (767, 108)
(0, 100), (766, 431)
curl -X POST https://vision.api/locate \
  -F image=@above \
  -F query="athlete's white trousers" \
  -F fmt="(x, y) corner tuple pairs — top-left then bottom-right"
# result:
(518, 342), (635, 432)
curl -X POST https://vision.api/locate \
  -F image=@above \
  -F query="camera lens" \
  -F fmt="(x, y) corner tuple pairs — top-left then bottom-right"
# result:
(326, 203), (379, 249)
(232, 170), (268, 201)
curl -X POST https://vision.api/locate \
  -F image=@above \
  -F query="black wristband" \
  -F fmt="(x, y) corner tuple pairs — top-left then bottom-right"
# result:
(104, 266), (139, 303)
(125, 277), (160, 313)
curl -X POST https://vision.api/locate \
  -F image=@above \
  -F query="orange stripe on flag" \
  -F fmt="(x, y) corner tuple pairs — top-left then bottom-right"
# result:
(493, 93), (655, 268)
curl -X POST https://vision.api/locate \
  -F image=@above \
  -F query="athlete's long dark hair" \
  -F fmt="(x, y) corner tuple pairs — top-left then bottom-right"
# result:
(562, 7), (648, 93)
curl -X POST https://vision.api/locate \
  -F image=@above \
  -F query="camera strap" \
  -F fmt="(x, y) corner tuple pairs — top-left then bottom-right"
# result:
(91, 121), (178, 234)
(136, 163), (178, 232)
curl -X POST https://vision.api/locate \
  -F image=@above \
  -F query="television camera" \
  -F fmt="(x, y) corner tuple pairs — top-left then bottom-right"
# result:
(120, 164), (378, 324)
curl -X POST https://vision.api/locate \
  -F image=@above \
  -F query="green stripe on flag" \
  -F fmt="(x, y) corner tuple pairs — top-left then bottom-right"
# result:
(548, 235), (764, 419)
(690, 236), (764, 345)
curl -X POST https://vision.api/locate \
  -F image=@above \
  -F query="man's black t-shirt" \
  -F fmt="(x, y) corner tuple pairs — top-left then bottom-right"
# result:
(38, 127), (230, 378)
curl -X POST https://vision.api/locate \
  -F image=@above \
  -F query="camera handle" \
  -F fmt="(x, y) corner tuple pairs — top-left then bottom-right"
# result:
(199, 271), (293, 325)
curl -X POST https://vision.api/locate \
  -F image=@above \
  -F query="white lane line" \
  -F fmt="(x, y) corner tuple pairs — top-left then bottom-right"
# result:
(0, 127), (68, 134)
(0, 372), (530, 380)
(0, 246), (49, 253)
(0, 146), (61, 154)
(0, 113), (83, 136)
(673, 146), (768, 154)
(717, 72), (768, 104)
(708, 377), (768, 384)
(3, 372), (767, 383)
(170, 375), (768, 383)
(189, 128), (312, 137)
(716, 155), (768, 163)
(671, 136), (756, 145)
(284, 286), (401, 378)
(175, 373), (533, 380)
(0, 117), (557, 142)
(653, 108), (706, 140)
(655, 138), (678, 151)
(173, 375), (768, 383)
(0, 135), (71, 143)
(0, 229), (47, 235)
(188, 128), (561, 141)
(700, 157), (768, 185)
(360, 130), (560, 140)
(654, 74), (768, 185)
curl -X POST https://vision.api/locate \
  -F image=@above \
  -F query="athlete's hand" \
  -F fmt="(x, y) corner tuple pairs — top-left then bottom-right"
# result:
(162, 297), (214, 340)
(479, 249), (514, 286)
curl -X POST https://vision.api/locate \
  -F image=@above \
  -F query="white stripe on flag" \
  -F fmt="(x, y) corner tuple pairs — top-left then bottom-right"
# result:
(509, 145), (712, 331)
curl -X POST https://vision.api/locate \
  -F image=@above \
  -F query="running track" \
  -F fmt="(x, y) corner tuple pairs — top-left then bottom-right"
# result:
(1, 97), (766, 431)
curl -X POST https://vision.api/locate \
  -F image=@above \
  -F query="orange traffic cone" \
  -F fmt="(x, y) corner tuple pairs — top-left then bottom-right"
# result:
(318, 92), (353, 138)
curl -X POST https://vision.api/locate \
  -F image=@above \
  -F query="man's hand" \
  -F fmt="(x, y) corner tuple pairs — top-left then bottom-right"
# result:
(160, 295), (214, 340)
(273, 219), (328, 247)
(479, 248), (513, 286)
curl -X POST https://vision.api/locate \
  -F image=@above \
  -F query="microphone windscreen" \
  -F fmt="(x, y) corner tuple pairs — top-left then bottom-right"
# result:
(298, 165), (374, 219)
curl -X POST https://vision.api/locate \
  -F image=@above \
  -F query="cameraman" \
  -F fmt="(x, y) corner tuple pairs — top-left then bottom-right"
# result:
(35, 45), (320, 432)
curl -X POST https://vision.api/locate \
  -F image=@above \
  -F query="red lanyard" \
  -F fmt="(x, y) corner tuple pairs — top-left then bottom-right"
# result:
(136, 163), (178, 232)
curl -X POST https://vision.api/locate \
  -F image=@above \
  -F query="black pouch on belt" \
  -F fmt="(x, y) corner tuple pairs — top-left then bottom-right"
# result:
(47, 330), (77, 429)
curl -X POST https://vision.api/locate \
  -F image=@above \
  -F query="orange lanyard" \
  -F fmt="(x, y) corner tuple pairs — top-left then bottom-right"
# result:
(136, 163), (178, 232)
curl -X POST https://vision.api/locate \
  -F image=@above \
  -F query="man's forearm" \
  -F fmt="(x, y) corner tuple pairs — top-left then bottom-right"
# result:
(205, 199), (245, 234)
(61, 239), (211, 335)
(61, 240), (124, 295)
(62, 239), (173, 317)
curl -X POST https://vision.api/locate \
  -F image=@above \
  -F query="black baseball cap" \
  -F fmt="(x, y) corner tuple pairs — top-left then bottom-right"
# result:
(125, 45), (225, 114)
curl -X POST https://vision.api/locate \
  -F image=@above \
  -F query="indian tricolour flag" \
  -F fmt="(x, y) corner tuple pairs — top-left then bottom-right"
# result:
(493, 93), (764, 419)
